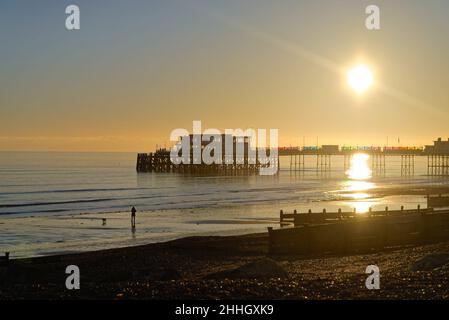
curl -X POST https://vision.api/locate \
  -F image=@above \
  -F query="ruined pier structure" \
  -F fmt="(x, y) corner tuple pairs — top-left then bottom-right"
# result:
(136, 134), (279, 175)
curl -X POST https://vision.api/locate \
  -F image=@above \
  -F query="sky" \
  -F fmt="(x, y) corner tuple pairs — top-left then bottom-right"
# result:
(1, 0), (449, 151)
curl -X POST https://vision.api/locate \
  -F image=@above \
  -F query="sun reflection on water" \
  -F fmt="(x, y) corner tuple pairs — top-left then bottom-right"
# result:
(341, 153), (378, 214)
(346, 153), (372, 180)
(351, 201), (378, 214)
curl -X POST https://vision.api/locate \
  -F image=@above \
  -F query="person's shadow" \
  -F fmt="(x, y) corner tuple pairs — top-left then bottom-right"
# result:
(131, 227), (136, 239)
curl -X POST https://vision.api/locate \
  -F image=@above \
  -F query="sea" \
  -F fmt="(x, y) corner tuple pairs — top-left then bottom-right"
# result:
(1, 151), (448, 258)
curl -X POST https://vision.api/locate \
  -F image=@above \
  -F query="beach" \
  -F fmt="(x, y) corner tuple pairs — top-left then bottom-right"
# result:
(1, 232), (449, 300)
(2, 152), (449, 300)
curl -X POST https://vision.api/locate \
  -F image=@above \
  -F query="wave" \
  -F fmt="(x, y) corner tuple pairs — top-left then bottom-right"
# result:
(0, 186), (174, 196)
(0, 198), (118, 208)
(1, 208), (72, 215)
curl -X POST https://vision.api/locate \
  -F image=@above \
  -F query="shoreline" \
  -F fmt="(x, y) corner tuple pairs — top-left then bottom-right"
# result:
(3, 182), (448, 218)
(1, 182), (448, 260)
(1, 186), (447, 259)
(1, 231), (449, 299)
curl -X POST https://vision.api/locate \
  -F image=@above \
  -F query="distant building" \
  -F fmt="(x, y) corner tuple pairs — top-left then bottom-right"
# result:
(425, 138), (449, 154)
(180, 134), (255, 164)
(321, 145), (339, 154)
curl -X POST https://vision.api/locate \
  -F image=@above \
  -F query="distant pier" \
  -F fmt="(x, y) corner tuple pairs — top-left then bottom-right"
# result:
(279, 137), (449, 176)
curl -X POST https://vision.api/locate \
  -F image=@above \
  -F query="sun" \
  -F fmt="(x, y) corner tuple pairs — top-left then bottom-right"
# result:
(347, 65), (374, 94)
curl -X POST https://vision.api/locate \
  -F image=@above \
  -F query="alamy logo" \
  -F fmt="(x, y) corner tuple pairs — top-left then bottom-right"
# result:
(65, 5), (80, 30)
(65, 265), (80, 290)
(365, 5), (380, 30)
(365, 265), (380, 290)
(169, 121), (279, 176)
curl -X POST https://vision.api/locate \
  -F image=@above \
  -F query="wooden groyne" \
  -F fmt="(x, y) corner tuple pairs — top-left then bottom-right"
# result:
(268, 206), (449, 254)
(278, 205), (431, 227)
(427, 194), (449, 208)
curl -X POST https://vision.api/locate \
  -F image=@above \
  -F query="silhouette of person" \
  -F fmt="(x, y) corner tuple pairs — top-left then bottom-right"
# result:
(131, 206), (136, 229)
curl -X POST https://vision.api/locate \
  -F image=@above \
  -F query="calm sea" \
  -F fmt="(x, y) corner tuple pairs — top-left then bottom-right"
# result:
(0, 152), (447, 257)
(0, 151), (443, 216)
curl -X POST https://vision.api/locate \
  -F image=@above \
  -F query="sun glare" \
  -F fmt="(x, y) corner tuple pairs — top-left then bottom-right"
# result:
(347, 65), (374, 94)
(346, 153), (372, 180)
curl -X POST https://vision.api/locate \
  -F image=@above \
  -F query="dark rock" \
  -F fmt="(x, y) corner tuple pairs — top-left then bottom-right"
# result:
(410, 252), (449, 271)
(205, 258), (288, 279)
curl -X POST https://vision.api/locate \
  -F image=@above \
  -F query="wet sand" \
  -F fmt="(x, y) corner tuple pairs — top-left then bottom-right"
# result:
(1, 232), (449, 300)
(0, 210), (280, 258)
(339, 184), (449, 198)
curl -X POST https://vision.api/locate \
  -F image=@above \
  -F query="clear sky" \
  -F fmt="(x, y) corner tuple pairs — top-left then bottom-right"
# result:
(1, 0), (449, 151)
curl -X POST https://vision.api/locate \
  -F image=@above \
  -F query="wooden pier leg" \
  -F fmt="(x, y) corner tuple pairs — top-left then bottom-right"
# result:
(401, 155), (404, 176)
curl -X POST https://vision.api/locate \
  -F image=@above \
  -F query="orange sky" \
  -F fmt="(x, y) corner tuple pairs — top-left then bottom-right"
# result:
(1, 1), (448, 152)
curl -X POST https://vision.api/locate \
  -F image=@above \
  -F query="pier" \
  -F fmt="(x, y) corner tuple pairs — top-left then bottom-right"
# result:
(136, 148), (279, 175)
(137, 133), (280, 175)
(136, 137), (449, 176)
(279, 137), (449, 176)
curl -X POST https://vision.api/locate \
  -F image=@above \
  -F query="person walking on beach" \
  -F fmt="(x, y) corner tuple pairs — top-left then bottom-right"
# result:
(131, 206), (136, 229)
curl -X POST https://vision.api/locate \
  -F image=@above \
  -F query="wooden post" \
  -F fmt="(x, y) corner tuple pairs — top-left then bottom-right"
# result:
(280, 210), (284, 224)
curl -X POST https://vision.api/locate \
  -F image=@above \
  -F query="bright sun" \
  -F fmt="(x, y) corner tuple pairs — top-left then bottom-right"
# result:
(347, 65), (374, 94)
